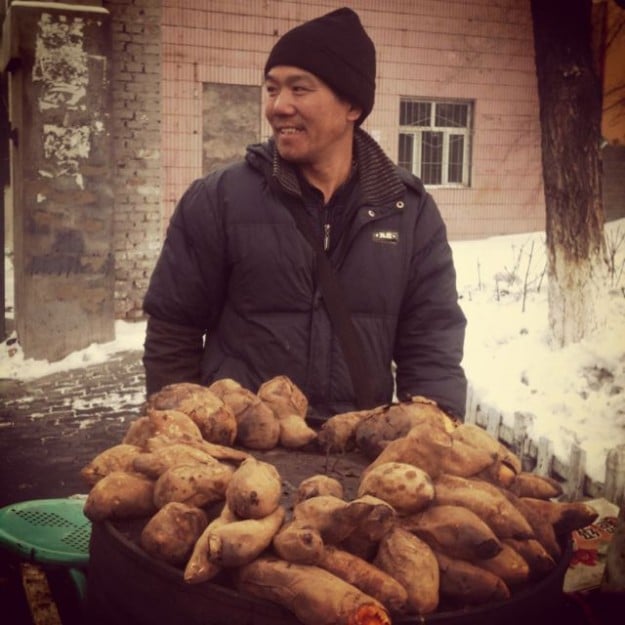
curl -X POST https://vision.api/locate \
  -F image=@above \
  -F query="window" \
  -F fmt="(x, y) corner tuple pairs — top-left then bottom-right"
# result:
(398, 99), (472, 187)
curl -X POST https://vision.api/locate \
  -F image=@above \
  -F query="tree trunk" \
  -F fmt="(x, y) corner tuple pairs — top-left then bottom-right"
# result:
(531, 0), (607, 347)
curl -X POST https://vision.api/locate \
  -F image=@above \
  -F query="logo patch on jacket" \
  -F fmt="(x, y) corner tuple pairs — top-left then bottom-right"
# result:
(373, 230), (399, 244)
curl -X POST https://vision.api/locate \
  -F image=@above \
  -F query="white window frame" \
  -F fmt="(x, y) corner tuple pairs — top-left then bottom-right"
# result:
(398, 98), (473, 188)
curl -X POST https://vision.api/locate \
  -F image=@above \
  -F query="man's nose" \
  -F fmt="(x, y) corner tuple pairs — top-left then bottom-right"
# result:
(271, 89), (295, 114)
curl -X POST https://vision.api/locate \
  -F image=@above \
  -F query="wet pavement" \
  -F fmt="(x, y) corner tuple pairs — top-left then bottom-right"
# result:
(0, 350), (146, 625)
(0, 350), (146, 509)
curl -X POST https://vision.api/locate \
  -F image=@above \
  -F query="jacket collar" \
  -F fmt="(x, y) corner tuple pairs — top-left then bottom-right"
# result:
(247, 128), (415, 207)
(353, 129), (407, 205)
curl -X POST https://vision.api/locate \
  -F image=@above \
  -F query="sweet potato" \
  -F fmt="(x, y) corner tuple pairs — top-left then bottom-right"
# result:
(257, 375), (308, 417)
(153, 462), (234, 509)
(451, 423), (522, 476)
(147, 408), (203, 441)
(475, 462), (518, 489)
(83, 470), (156, 522)
(439, 436), (504, 481)
(122, 416), (154, 448)
(272, 519), (325, 564)
(293, 495), (396, 549)
(235, 556), (392, 625)
(355, 397), (454, 459)
(374, 526), (439, 615)
(277, 413), (318, 448)
(506, 492), (562, 561)
(295, 474), (345, 503)
(338, 496), (397, 560)
(210, 383), (253, 413)
(317, 545), (408, 615)
(520, 497), (599, 536)
(146, 432), (249, 464)
(132, 442), (220, 478)
(147, 382), (237, 445)
(433, 474), (534, 539)
(292, 495), (353, 544)
(363, 420), (496, 481)
(357, 462), (434, 515)
(81, 443), (143, 486)
(474, 542), (530, 587)
(257, 375), (317, 448)
(184, 503), (237, 583)
(435, 551), (510, 606)
(206, 505), (286, 567)
(209, 381), (281, 450)
(339, 532), (380, 562)
(509, 472), (564, 499)
(502, 538), (556, 580)
(401, 504), (502, 561)
(363, 422), (453, 478)
(230, 392), (281, 450)
(317, 407), (384, 453)
(450, 424), (520, 489)
(207, 377), (243, 398)
(225, 456), (282, 519)
(341, 495), (397, 542)
(140, 502), (208, 565)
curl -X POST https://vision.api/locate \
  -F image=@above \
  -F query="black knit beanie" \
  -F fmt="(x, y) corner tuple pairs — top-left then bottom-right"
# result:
(264, 7), (376, 125)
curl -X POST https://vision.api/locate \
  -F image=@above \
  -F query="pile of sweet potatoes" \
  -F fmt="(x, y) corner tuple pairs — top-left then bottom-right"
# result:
(81, 380), (598, 625)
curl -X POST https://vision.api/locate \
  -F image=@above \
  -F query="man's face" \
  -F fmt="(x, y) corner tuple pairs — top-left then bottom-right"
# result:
(264, 66), (361, 167)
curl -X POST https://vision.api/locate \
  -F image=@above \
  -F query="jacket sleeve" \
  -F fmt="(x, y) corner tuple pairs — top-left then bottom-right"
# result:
(394, 192), (467, 418)
(143, 316), (204, 396)
(142, 176), (228, 394)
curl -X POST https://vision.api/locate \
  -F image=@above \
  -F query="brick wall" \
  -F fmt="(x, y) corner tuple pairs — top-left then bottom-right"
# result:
(104, 0), (162, 319)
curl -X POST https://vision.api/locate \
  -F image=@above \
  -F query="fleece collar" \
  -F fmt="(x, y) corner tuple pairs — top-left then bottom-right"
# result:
(247, 128), (415, 207)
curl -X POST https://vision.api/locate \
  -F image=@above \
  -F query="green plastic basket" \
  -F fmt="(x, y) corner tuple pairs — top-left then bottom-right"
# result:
(0, 498), (91, 567)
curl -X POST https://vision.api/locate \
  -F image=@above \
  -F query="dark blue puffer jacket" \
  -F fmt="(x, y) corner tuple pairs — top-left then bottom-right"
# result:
(143, 129), (467, 418)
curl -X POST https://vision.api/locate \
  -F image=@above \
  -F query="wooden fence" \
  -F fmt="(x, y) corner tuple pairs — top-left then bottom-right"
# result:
(464, 384), (625, 508)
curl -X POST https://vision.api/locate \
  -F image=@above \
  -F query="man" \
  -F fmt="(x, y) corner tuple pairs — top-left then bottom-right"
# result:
(143, 7), (467, 420)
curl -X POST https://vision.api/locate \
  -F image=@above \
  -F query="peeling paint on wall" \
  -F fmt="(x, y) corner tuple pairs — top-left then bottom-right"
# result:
(31, 12), (105, 190)
(32, 13), (88, 111)
(42, 123), (90, 188)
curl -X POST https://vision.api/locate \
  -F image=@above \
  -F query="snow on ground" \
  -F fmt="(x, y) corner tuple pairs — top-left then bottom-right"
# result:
(453, 219), (625, 483)
(1, 220), (624, 483)
(0, 317), (146, 379)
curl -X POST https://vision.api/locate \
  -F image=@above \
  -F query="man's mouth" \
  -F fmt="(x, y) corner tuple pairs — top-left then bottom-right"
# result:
(276, 126), (304, 136)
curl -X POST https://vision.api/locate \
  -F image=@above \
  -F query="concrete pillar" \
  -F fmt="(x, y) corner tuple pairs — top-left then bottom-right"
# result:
(1, 1), (115, 361)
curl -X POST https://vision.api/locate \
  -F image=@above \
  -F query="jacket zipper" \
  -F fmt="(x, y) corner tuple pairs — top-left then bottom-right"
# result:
(323, 223), (331, 252)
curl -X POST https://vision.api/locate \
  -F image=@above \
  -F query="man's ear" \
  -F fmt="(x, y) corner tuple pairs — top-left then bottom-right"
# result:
(347, 104), (363, 123)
